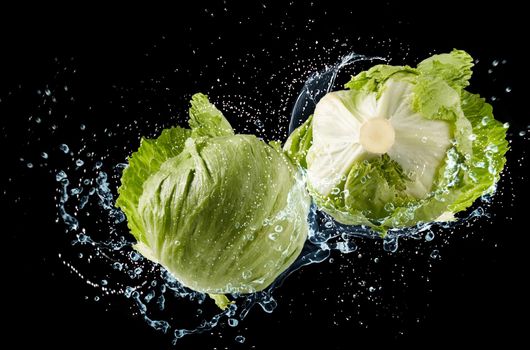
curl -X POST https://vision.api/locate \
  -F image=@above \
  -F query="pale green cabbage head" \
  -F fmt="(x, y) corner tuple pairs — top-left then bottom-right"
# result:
(285, 50), (508, 235)
(116, 94), (310, 298)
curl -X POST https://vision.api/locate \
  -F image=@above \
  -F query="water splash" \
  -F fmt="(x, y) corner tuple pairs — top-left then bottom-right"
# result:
(55, 158), (241, 344)
(53, 146), (328, 344)
(48, 51), (506, 346)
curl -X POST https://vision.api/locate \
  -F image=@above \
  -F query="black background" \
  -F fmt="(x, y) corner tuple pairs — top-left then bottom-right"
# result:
(1, 1), (527, 349)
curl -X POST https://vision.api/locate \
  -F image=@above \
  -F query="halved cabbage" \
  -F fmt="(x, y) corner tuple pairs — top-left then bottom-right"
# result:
(285, 50), (508, 234)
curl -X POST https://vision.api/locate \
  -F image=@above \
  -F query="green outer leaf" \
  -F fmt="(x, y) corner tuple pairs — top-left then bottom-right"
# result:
(412, 77), (461, 121)
(417, 49), (474, 90)
(283, 115), (313, 168)
(189, 93), (234, 137)
(411, 75), (473, 155)
(116, 93), (230, 243)
(116, 126), (191, 243)
(344, 64), (418, 96)
(448, 91), (509, 211)
(412, 50), (475, 156)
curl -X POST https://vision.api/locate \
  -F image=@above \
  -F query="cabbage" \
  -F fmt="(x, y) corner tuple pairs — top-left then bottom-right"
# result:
(116, 94), (310, 307)
(285, 50), (508, 235)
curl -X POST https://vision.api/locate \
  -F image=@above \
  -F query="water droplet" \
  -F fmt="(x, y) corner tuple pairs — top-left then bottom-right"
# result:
(59, 144), (70, 153)
(505, 86), (512, 93)
(242, 270), (252, 279)
(425, 231), (435, 242)
(383, 236), (398, 252)
(26, 162), (33, 168)
(228, 318), (239, 327)
(468, 134), (477, 141)
(368, 286), (376, 292)
(486, 144), (498, 152)
(80, 124), (86, 130)
(124, 286), (134, 298)
(503, 122), (510, 129)
(430, 249), (440, 259)
(41, 152), (48, 159)
(235, 335), (245, 343)
(35, 117), (41, 123)
(94, 296), (100, 301)
(112, 262), (123, 271)
(130, 251), (142, 261)
(324, 221), (333, 229)
(421, 136), (428, 143)
(44, 89), (51, 96)
(100, 279), (108, 286)
(358, 280), (366, 287)
(70, 187), (82, 195)
(331, 187), (340, 195)
(274, 225), (283, 233)
(335, 241), (357, 254)
(259, 297), (277, 313)
(268, 232), (278, 241)
(384, 202), (394, 212)
(253, 277), (265, 285)
(519, 130), (526, 137)
(55, 170), (67, 181)
(76, 159), (84, 167)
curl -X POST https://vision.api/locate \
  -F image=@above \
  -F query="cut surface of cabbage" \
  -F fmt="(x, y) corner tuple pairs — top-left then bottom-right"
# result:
(307, 79), (452, 199)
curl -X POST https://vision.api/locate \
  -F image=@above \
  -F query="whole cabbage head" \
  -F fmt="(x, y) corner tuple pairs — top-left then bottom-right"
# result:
(116, 94), (310, 307)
